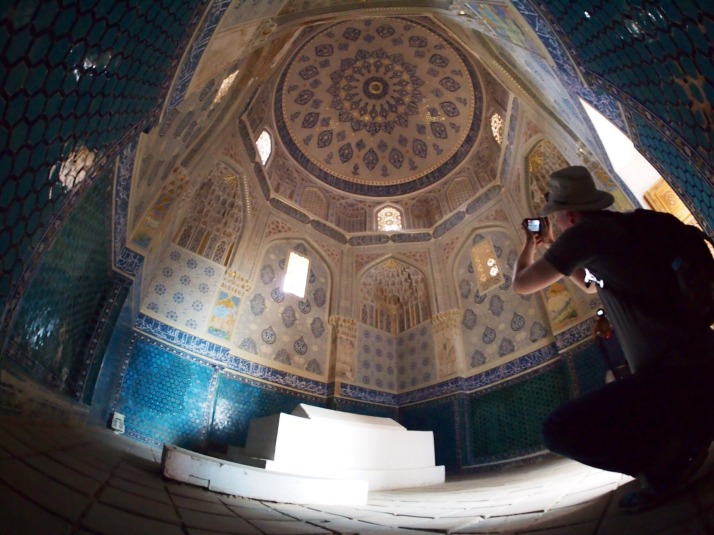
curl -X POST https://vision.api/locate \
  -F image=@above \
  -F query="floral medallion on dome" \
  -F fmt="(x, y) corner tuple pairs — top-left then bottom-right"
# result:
(282, 305), (297, 328)
(294, 336), (308, 355)
(275, 17), (480, 196)
(261, 326), (277, 344)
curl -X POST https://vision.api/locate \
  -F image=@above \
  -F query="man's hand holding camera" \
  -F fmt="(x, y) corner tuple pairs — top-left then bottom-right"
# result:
(521, 217), (554, 247)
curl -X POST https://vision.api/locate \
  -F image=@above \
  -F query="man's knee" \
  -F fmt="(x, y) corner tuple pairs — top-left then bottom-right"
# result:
(542, 407), (571, 454)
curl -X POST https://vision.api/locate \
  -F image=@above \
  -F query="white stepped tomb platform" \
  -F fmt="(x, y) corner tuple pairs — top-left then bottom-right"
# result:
(162, 404), (445, 505)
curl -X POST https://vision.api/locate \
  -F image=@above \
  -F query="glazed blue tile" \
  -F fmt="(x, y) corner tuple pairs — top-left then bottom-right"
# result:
(116, 338), (216, 449)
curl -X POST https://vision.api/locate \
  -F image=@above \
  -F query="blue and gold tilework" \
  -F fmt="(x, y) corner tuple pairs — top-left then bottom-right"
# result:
(232, 241), (330, 377)
(142, 246), (223, 334)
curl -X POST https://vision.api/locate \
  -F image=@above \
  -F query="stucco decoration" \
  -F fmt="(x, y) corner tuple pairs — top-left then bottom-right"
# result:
(359, 258), (431, 335)
(231, 241), (331, 378)
(455, 229), (552, 368)
(275, 17), (481, 196)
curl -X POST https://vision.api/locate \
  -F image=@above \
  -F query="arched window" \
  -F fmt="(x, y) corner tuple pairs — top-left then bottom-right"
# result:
(377, 206), (403, 232)
(490, 112), (504, 145)
(282, 251), (309, 298)
(471, 236), (504, 294)
(256, 130), (272, 165)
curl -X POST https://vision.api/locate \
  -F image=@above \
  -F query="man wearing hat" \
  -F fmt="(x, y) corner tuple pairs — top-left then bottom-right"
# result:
(513, 165), (714, 510)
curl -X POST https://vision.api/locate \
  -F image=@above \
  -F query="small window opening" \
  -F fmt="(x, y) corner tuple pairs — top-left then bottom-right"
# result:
(282, 251), (309, 298)
(377, 206), (403, 231)
(256, 130), (272, 165)
(471, 238), (504, 294)
(490, 112), (504, 145)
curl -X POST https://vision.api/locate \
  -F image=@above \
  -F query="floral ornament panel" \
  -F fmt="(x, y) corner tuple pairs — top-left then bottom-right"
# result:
(276, 16), (480, 196)
(207, 291), (240, 341)
(281, 305), (297, 328)
(261, 326), (277, 344)
(250, 293), (267, 316)
(143, 246), (223, 333)
(294, 336), (308, 355)
(310, 317), (325, 338)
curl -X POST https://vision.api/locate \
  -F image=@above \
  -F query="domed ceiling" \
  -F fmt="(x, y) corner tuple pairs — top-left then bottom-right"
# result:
(275, 17), (482, 197)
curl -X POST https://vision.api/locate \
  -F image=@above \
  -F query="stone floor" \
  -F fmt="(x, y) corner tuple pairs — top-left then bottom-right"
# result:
(1, 418), (713, 534)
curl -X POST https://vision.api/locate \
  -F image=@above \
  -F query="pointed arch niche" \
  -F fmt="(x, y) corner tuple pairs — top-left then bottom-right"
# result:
(231, 239), (332, 378)
(359, 258), (431, 335)
(174, 161), (245, 266)
(376, 204), (403, 232)
(355, 258), (436, 393)
(525, 139), (570, 215)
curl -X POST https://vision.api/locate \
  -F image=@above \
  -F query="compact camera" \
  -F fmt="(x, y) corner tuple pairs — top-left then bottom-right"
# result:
(526, 218), (542, 233)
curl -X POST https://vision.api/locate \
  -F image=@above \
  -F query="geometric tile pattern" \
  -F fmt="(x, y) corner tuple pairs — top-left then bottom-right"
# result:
(274, 16), (482, 197)
(169, 0), (232, 109)
(538, 0), (714, 232)
(133, 315), (329, 396)
(3, 170), (114, 400)
(356, 322), (436, 393)
(627, 110), (714, 233)
(114, 337), (216, 449)
(569, 338), (610, 397)
(233, 240), (330, 377)
(142, 246), (223, 334)
(467, 361), (569, 465)
(395, 324), (436, 391)
(329, 397), (398, 420)
(208, 372), (321, 448)
(399, 397), (459, 470)
(0, 0), (201, 307)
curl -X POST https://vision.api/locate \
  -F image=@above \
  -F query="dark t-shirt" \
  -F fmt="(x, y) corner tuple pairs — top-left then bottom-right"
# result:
(544, 211), (711, 372)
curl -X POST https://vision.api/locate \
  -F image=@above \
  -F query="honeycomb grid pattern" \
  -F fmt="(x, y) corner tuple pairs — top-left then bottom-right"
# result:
(540, 0), (714, 230)
(0, 0), (203, 307)
(570, 342), (609, 397)
(4, 170), (113, 400)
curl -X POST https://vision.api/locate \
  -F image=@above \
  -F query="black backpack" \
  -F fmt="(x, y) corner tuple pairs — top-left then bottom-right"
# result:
(627, 209), (714, 328)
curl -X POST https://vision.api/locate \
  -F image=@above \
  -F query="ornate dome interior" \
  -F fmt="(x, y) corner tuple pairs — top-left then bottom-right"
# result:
(1, 0), (713, 479)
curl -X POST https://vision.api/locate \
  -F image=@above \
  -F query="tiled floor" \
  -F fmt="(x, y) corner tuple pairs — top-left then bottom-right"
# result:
(1, 418), (713, 534)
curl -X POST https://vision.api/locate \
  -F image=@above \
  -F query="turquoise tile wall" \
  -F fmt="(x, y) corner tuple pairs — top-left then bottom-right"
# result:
(467, 363), (569, 466)
(3, 170), (115, 400)
(0, 0), (204, 316)
(81, 278), (130, 405)
(399, 398), (459, 471)
(540, 0), (714, 231)
(115, 337), (216, 449)
(208, 372), (322, 449)
(330, 398), (398, 420)
(571, 341), (610, 396)
(88, 286), (135, 426)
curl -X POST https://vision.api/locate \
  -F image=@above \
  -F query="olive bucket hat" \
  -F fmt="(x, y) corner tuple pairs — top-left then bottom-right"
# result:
(541, 166), (615, 216)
